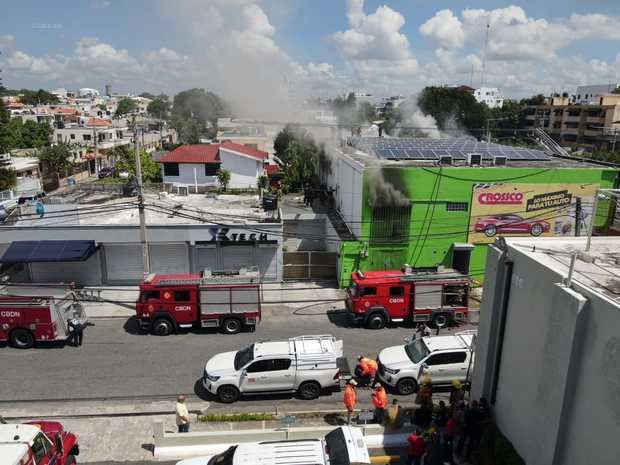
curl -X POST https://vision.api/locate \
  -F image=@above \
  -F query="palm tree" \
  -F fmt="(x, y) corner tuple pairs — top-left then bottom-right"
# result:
(217, 169), (231, 191)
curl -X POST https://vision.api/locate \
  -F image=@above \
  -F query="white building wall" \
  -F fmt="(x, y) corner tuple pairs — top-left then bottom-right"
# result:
(473, 239), (620, 465)
(162, 163), (217, 186)
(474, 87), (504, 109)
(219, 149), (262, 189)
(329, 151), (364, 238)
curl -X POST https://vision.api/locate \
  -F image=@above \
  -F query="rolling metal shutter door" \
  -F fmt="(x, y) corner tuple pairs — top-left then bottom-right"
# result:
(221, 245), (254, 272)
(195, 246), (218, 273)
(104, 244), (143, 283)
(256, 246), (277, 281)
(149, 243), (188, 274)
(30, 251), (102, 286)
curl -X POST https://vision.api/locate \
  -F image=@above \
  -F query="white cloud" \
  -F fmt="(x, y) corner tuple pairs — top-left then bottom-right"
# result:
(420, 10), (465, 49)
(330, 0), (418, 90)
(74, 37), (132, 66)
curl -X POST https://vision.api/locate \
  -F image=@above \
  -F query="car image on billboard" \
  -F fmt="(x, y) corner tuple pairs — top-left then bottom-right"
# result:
(474, 214), (551, 237)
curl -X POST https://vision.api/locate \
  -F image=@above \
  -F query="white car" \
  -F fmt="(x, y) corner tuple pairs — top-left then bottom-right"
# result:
(176, 426), (370, 465)
(203, 335), (345, 403)
(377, 331), (476, 395)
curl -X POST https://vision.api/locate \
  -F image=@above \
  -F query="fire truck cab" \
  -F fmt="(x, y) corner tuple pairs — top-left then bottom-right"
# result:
(136, 268), (261, 336)
(0, 421), (79, 465)
(0, 294), (87, 349)
(346, 266), (470, 329)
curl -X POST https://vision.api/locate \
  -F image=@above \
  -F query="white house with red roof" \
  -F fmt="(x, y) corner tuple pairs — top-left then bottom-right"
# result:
(158, 142), (268, 189)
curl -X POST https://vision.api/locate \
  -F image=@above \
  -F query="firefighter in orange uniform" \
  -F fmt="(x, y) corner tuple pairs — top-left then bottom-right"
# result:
(344, 379), (358, 424)
(355, 355), (378, 386)
(371, 382), (388, 425)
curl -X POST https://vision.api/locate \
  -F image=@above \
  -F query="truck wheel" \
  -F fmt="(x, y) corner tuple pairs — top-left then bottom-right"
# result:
(366, 313), (387, 330)
(9, 328), (34, 349)
(432, 313), (449, 328)
(217, 385), (240, 403)
(221, 318), (242, 335)
(298, 381), (321, 400)
(396, 378), (418, 396)
(151, 318), (173, 336)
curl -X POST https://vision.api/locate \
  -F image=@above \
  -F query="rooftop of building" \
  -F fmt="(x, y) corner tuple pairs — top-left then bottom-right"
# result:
(11, 191), (278, 227)
(341, 136), (616, 169)
(504, 236), (620, 305)
(159, 142), (268, 164)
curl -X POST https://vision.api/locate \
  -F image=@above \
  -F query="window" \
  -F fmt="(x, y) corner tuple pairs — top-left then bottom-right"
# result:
(164, 163), (179, 176)
(246, 359), (271, 373)
(360, 287), (376, 296)
(446, 202), (468, 212)
(31, 433), (52, 465)
(272, 358), (292, 370)
(389, 286), (404, 296)
(205, 164), (219, 176)
(425, 351), (467, 366)
(70, 134), (76, 140)
(82, 134), (90, 141)
(174, 290), (191, 301)
(141, 290), (160, 301)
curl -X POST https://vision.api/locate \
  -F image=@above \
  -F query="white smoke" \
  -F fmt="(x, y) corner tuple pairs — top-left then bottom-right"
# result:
(366, 165), (409, 207)
(393, 96), (442, 138)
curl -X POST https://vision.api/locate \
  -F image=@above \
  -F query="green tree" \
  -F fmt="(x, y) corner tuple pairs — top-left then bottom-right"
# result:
(115, 98), (137, 117)
(147, 96), (171, 118)
(217, 169), (231, 191)
(0, 118), (25, 151)
(257, 174), (268, 197)
(111, 146), (162, 183)
(174, 117), (203, 144)
(18, 89), (59, 105)
(520, 94), (547, 106)
(358, 102), (377, 123)
(172, 88), (228, 128)
(613, 87), (620, 95)
(273, 124), (326, 189)
(417, 86), (489, 134)
(20, 120), (52, 149)
(39, 143), (74, 183)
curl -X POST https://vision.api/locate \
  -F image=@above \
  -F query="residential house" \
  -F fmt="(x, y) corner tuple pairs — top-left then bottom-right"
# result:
(159, 142), (268, 190)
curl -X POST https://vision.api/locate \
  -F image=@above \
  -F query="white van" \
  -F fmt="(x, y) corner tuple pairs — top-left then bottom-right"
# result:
(176, 426), (370, 465)
(203, 335), (346, 403)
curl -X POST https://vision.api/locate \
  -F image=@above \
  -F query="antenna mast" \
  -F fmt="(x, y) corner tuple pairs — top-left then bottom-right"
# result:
(481, 21), (490, 87)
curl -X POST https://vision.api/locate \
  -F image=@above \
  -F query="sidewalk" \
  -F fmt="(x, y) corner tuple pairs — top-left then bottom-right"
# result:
(0, 282), (346, 319)
(2, 390), (453, 463)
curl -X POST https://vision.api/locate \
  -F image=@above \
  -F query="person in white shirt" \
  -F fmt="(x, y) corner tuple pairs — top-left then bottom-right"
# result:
(175, 395), (190, 432)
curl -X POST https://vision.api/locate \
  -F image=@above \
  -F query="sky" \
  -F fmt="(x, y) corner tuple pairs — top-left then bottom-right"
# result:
(1, 0), (620, 112)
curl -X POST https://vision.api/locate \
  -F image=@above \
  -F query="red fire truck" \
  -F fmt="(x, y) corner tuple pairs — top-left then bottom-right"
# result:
(0, 294), (87, 349)
(136, 268), (261, 336)
(345, 267), (470, 329)
(0, 420), (80, 465)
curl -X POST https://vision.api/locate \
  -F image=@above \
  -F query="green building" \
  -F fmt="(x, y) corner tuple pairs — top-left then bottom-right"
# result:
(328, 138), (619, 287)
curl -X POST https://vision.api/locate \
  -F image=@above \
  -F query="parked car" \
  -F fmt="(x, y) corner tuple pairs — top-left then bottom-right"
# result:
(203, 335), (346, 403)
(97, 167), (114, 179)
(377, 331), (476, 395)
(176, 426), (370, 465)
(474, 214), (550, 237)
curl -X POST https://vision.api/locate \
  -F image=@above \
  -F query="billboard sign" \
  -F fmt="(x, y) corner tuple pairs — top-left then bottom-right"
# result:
(468, 183), (598, 244)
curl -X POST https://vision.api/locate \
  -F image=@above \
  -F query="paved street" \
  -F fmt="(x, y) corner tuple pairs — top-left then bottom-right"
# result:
(0, 308), (471, 404)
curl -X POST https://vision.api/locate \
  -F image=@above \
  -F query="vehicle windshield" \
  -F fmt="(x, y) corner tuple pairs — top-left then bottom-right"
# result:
(234, 344), (254, 371)
(325, 428), (351, 465)
(207, 446), (238, 465)
(348, 283), (358, 297)
(404, 339), (430, 364)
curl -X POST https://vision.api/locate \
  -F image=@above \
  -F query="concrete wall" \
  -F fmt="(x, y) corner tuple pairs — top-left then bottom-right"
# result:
(472, 243), (620, 465)
(329, 152), (364, 238)
(220, 149), (262, 189)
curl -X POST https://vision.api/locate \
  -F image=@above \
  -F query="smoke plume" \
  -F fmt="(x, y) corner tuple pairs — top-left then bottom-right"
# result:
(366, 166), (410, 207)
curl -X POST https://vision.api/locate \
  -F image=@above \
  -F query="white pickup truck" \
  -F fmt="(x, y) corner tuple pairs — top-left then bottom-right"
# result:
(377, 331), (476, 395)
(176, 426), (370, 465)
(203, 335), (347, 403)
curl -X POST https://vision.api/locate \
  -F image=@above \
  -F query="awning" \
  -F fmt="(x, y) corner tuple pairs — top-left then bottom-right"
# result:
(0, 240), (97, 263)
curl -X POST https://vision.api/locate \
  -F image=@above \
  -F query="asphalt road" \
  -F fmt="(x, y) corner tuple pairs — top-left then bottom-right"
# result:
(0, 308), (472, 405)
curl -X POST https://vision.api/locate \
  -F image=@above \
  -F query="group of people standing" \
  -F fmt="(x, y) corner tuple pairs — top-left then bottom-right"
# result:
(345, 356), (492, 465)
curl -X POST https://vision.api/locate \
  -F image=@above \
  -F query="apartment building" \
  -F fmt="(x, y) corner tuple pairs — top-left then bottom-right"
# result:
(474, 87), (504, 109)
(524, 94), (620, 151)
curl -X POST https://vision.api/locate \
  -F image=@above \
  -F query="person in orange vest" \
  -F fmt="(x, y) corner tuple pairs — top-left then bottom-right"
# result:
(344, 379), (358, 424)
(371, 382), (388, 425)
(355, 355), (378, 386)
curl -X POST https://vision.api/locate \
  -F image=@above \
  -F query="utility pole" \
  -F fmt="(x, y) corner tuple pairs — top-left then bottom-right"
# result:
(134, 120), (151, 276)
(481, 21), (490, 87)
(92, 126), (98, 175)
